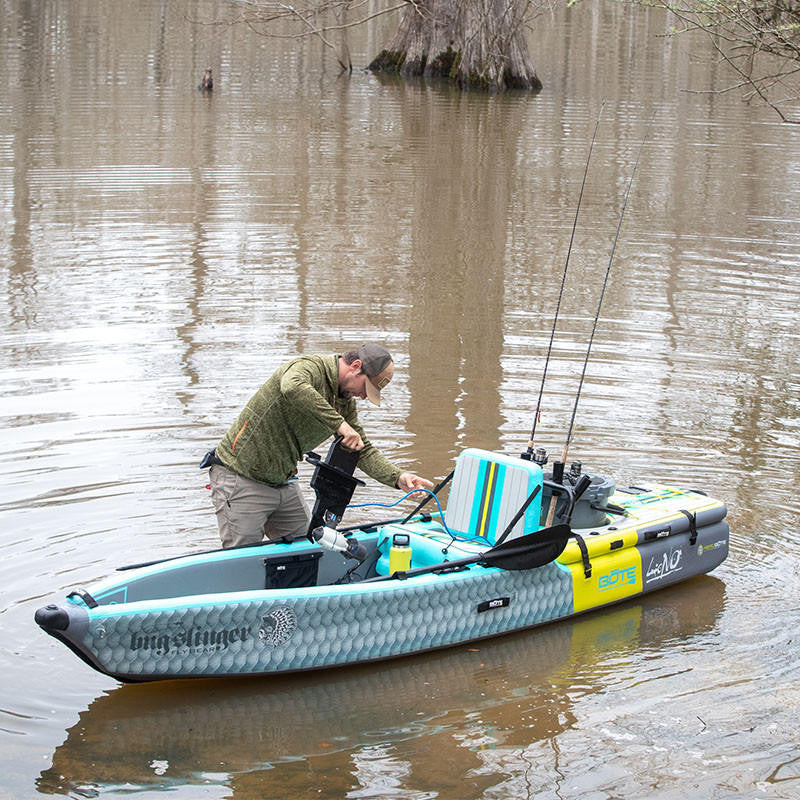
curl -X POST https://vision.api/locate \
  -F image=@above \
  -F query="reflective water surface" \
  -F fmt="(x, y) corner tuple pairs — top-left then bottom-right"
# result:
(1, 1), (799, 798)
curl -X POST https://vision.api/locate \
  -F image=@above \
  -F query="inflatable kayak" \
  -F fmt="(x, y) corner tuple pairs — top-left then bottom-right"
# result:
(34, 446), (728, 682)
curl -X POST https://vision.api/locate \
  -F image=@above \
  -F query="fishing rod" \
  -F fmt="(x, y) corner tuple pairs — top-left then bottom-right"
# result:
(524, 103), (605, 464)
(545, 113), (655, 526)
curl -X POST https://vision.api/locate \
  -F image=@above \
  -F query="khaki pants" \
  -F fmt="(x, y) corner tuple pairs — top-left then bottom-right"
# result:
(209, 465), (310, 548)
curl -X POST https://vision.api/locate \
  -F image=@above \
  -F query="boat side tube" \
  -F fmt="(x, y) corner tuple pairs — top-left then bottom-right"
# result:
(558, 506), (728, 613)
(557, 500), (727, 566)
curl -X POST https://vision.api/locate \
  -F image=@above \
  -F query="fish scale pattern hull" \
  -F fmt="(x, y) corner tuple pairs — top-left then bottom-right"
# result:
(34, 471), (729, 682)
(82, 563), (574, 680)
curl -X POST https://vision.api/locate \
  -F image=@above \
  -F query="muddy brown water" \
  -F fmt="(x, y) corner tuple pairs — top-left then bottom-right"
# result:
(1, 1), (799, 798)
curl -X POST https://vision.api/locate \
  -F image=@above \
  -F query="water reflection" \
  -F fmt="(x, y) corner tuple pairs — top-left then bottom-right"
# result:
(402, 88), (522, 472)
(38, 578), (724, 798)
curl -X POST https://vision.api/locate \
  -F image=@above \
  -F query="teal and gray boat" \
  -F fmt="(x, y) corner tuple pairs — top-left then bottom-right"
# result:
(35, 446), (728, 682)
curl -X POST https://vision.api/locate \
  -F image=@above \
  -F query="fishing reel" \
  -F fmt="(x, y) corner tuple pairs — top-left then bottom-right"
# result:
(521, 444), (549, 466)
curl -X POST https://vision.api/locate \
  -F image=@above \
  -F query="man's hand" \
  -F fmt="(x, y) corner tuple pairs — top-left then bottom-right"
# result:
(397, 472), (434, 494)
(336, 421), (364, 451)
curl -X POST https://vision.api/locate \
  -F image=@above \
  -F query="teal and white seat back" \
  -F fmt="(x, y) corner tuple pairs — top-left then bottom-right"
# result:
(444, 449), (544, 545)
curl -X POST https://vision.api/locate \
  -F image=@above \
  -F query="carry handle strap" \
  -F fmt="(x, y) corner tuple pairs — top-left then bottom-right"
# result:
(678, 509), (698, 546)
(571, 533), (592, 579)
(67, 588), (98, 609)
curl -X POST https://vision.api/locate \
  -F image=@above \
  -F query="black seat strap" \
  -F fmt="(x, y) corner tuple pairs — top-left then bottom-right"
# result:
(679, 509), (698, 546)
(572, 533), (592, 579)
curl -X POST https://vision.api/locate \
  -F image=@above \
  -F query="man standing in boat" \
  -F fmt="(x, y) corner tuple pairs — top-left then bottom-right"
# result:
(203, 344), (433, 548)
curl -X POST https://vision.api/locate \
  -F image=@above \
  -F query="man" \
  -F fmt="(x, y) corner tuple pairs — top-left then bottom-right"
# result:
(205, 344), (433, 548)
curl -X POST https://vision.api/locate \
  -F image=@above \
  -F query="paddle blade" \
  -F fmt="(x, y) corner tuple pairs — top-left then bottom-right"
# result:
(482, 524), (571, 571)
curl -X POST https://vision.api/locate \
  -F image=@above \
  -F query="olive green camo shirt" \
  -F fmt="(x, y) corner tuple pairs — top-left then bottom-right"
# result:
(215, 354), (401, 488)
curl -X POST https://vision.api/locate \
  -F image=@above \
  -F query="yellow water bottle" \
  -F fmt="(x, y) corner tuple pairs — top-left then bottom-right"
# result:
(389, 533), (412, 573)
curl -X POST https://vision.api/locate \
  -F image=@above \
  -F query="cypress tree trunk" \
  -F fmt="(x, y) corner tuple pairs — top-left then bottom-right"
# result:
(369, 0), (542, 92)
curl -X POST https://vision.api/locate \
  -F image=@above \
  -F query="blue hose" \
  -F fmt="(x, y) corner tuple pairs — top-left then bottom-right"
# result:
(348, 489), (487, 546)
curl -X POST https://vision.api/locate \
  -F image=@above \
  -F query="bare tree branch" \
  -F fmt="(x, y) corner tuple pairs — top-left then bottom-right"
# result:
(629, 0), (800, 122)
(205, 0), (410, 73)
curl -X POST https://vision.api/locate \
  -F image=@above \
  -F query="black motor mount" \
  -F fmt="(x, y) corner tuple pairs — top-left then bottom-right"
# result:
(304, 436), (365, 539)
